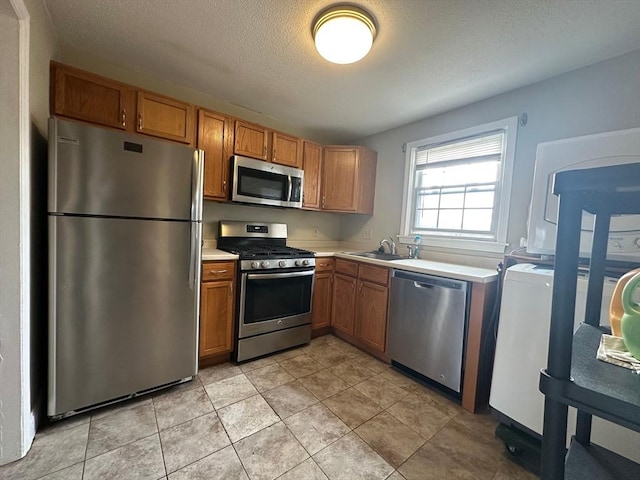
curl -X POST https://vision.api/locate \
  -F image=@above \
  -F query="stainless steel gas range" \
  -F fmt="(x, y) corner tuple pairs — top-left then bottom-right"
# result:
(217, 221), (315, 362)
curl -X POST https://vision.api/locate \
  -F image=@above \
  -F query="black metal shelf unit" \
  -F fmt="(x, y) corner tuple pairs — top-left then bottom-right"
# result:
(539, 163), (640, 479)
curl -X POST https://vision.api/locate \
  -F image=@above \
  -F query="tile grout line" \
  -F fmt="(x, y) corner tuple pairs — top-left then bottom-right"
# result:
(151, 396), (169, 479)
(81, 415), (91, 479)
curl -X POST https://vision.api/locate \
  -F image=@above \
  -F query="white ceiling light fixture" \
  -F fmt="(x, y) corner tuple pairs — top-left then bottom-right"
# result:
(312, 5), (377, 65)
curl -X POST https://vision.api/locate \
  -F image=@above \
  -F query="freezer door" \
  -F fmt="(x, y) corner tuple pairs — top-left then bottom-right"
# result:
(49, 117), (203, 221)
(48, 215), (201, 416)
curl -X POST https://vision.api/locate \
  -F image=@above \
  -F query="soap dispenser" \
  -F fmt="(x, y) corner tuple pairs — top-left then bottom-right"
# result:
(412, 235), (421, 259)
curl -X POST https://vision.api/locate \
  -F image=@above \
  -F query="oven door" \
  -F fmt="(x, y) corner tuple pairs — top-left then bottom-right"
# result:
(239, 269), (314, 338)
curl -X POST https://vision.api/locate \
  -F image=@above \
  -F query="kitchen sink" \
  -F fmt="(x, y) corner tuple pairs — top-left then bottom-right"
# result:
(352, 252), (405, 261)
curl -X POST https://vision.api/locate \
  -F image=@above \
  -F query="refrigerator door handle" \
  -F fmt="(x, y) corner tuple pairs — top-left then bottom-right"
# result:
(189, 221), (201, 290)
(191, 149), (204, 222)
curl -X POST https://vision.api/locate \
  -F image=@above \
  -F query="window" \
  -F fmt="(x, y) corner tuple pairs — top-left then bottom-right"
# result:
(400, 117), (518, 253)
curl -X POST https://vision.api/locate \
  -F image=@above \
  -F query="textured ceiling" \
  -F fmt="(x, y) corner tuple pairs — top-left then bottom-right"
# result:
(43, 0), (640, 142)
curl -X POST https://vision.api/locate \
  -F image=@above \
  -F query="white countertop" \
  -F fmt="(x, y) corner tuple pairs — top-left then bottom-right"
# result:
(333, 253), (498, 283)
(200, 248), (497, 283)
(202, 248), (239, 261)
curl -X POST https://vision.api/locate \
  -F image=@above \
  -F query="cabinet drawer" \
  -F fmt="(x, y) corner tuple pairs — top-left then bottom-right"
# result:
(335, 258), (358, 277)
(202, 261), (235, 281)
(358, 263), (389, 286)
(315, 258), (334, 272)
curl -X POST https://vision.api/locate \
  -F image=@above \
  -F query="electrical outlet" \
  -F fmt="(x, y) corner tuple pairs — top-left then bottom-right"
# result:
(363, 228), (373, 240)
(313, 226), (319, 238)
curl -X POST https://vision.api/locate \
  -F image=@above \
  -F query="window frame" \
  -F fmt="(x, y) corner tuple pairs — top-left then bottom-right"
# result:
(399, 116), (518, 254)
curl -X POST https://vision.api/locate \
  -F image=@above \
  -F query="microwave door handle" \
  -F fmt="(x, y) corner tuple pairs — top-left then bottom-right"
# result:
(287, 175), (293, 202)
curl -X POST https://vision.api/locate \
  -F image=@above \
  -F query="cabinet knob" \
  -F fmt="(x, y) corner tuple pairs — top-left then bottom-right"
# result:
(223, 180), (227, 192)
(138, 113), (143, 130)
(121, 109), (126, 127)
(263, 146), (267, 159)
(273, 149), (276, 161)
(210, 269), (228, 274)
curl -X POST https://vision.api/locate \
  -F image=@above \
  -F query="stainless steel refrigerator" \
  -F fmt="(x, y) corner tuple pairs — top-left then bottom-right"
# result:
(48, 117), (203, 418)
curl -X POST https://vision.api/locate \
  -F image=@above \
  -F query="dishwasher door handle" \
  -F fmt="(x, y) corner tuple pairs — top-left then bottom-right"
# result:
(413, 281), (434, 289)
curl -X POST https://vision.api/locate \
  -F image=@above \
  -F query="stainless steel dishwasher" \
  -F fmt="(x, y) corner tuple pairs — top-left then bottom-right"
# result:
(387, 269), (469, 393)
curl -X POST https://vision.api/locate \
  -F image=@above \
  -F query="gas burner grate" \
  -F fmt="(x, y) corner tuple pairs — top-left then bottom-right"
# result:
(220, 245), (314, 259)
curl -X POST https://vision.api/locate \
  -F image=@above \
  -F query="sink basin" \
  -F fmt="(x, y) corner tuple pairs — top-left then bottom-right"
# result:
(352, 252), (405, 261)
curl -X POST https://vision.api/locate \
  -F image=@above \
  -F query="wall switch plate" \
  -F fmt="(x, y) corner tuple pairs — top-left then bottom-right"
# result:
(363, 228), (373, 240)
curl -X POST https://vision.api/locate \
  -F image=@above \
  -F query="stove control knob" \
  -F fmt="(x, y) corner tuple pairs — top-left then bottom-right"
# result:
(294, 260), (302, 267)
(250, 261), (259, 269)
(260, 261), (269, 268)
(278, 260), (287, 267)
(302, 259), (310, 266)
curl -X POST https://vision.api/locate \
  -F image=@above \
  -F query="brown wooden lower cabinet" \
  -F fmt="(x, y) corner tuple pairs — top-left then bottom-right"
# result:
(331, 273), (357, 335)
(311, 258), (334, 331)
(355, 280), (388, 352)
(330, 259), (389, 354)
(199, 261), (236, 362)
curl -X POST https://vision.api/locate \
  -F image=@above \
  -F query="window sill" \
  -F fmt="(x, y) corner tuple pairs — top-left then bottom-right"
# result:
(398, 235), (508, 254)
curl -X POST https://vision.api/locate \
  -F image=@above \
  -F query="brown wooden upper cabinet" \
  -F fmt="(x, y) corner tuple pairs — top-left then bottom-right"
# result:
(272, 131), (302, 168)
(197, 109), (232, 201)
(51, 62), (195, 146)
(136, 91), (195, 145)
(302, 141), (323, 210)
(51, 62), (134, 131)
(234, 120), (269, 160)
(233, 121), (303, 168)
(322, 146), (377, 214)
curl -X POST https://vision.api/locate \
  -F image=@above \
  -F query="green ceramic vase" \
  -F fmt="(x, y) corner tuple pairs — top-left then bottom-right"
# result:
(620, 272), (640, 360)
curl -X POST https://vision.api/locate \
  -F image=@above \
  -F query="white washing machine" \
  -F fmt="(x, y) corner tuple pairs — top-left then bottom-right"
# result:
(490, 263), (640, 463)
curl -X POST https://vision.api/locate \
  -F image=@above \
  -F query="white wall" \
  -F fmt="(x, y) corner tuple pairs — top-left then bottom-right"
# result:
(344, 50), (640, 268)
(0, 0), (57, 464)
(203, 202), (341, 248)
(0, 0), (31, 464)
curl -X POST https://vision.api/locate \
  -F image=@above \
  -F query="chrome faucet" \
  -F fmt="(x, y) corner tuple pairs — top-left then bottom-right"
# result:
(379, 237), (397, 255)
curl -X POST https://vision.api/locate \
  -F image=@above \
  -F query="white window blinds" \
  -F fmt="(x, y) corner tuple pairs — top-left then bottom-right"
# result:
(415, 132), (504, 167)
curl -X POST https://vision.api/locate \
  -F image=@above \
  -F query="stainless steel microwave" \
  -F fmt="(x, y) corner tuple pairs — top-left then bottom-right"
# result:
(231, 155), (304, 208)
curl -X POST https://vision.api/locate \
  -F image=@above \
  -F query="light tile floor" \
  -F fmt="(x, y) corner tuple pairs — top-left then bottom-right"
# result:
(0, 335), (537, 480)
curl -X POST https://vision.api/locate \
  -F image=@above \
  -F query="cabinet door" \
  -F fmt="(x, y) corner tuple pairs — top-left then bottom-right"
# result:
(332, 274), (357, 336)
(302, 141), (322, 210)
(322, 147), (358, 211)
(272, 132), (302, 168)
(51, 63), (132, 131)
(199, 280), (234, 358)
(312, 271), (333, 329)
(198, 110), (232, 200)
(356, 280), (389, 353)
(137, 91), (195, 145)
(234, 120), (268, 160)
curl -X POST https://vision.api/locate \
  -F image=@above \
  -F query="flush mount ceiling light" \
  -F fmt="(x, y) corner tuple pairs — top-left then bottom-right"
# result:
(312, 5), (377, 64)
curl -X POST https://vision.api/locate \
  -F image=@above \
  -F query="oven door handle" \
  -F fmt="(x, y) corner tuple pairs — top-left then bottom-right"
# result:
(247, 270), (314, 281)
